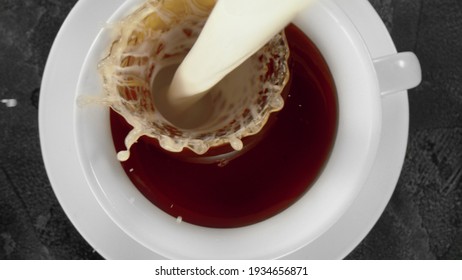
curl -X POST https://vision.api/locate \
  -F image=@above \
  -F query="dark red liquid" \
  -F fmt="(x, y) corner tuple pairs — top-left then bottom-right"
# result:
(110, 24), (338, 228)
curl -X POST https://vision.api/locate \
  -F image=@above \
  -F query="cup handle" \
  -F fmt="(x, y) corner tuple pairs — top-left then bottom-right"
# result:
(373, 52), (422, 96)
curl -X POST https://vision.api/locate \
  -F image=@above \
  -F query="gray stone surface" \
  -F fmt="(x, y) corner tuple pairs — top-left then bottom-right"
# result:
(0, 0), (461, 259)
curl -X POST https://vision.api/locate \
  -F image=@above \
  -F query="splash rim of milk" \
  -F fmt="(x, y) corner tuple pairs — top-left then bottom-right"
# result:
(78, 0), (290, 161)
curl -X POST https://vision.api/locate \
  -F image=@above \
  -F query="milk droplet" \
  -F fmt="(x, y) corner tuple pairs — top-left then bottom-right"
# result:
(1, 99), (17, 107)
(229, 137), (243, 151)
(117, 150), (130, 161)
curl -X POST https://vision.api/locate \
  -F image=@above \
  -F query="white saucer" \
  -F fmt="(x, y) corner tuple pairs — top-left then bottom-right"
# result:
(39, 0), (408, 259)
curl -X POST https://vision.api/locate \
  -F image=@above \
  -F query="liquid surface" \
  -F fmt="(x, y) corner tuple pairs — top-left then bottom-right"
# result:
(110, 24), (338, 228)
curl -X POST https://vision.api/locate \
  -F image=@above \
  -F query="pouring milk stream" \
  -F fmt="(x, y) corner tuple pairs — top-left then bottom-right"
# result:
(166, 0), (313, 114)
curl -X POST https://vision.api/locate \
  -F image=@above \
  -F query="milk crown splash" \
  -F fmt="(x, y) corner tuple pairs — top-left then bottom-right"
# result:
(85, 0), (302, 160)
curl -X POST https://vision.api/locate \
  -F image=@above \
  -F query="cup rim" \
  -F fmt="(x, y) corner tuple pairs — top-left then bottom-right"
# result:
(74, 0), (382, 259)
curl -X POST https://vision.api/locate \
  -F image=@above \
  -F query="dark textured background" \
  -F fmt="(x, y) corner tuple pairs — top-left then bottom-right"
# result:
(0, 0), (461, 259)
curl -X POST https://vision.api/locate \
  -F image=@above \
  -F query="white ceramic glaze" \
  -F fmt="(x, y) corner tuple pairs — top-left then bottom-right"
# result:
(373, 52), (421, 96)
(40, 0), (419, 259)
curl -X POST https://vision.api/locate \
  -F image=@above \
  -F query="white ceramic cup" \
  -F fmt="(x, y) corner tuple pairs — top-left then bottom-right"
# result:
(74, 0), (421, 259)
